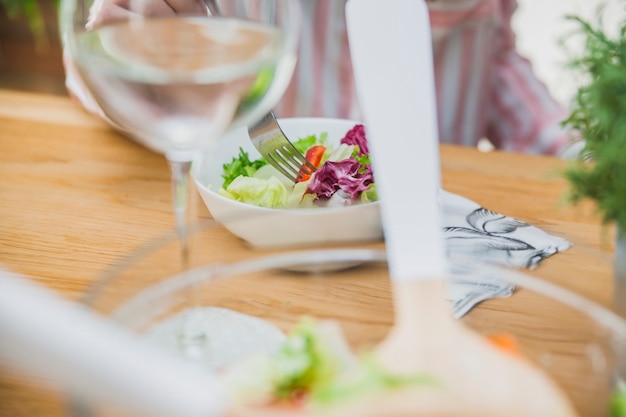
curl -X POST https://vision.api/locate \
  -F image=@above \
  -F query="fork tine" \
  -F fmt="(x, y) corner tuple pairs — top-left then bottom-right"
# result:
(279, 143), (317, 174)
(266, 153), (300, 182)
(266, 145), (317, 182)
(248, 111), (319, 183)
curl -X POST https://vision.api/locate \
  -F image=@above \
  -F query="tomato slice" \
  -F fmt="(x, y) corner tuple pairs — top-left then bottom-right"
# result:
(298, 145), (326, 182)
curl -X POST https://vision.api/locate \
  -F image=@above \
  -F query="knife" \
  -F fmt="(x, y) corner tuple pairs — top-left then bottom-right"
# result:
(346, 0), (447, 283)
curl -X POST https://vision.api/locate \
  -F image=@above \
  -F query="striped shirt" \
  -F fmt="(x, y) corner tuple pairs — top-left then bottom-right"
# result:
(275, 0), (571, 155)
(65, 0), (573, 155)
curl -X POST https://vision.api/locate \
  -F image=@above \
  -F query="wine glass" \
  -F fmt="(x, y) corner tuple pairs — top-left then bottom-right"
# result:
(59, 0), (302, 260)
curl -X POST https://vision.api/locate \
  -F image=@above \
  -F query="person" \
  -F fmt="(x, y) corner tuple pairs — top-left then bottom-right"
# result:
(273, 0), (580, 157)
(64, 0), (580, 157)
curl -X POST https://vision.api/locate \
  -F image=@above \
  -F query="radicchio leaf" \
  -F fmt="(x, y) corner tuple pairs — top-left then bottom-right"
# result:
(340, 124), (369, 156)
(307, 158), (373, 202)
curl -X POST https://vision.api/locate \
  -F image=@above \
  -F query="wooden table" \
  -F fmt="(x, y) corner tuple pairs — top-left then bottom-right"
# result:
(0, 89), (617, 417)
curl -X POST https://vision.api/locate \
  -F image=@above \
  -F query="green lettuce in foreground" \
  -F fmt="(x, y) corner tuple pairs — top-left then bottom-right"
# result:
(612, 382), (626, 417)
(312, 354), (439, 406)
(223, 319), (438, 408)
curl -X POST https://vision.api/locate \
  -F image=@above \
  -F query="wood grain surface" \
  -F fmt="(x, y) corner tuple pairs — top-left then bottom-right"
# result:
(0, 89), (618, 417)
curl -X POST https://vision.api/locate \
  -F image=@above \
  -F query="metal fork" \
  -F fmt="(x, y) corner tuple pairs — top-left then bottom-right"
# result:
(247, 111), (317, 182)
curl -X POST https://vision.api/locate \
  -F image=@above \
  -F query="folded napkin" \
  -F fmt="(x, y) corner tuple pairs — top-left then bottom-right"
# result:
(440, 190), (571, 318)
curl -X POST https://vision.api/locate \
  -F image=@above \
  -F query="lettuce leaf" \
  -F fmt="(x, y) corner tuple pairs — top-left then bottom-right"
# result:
(223, 318), (439, 408)
(612, 382), (626, 417)
(312, 355), (439, 406)
(222, 148), (268, 188)
(219, 176), (289, 208)
(219, 166), (317, 209)
(263, 319), (358, 401)
(293, 132), (329, 154)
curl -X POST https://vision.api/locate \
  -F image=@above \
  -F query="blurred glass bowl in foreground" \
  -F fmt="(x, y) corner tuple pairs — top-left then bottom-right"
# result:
(82, 222), (626, 417)
(191, 118), (382, 248)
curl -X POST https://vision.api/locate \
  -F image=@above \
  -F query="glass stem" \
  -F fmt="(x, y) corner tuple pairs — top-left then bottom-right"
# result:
(168, 159), (194, 266)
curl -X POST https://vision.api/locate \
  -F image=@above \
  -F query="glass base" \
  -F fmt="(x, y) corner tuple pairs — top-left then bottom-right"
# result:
(144, 306), (285, 371)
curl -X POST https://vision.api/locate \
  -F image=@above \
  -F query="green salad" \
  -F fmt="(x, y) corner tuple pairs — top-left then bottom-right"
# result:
(218, 124), (377, 209)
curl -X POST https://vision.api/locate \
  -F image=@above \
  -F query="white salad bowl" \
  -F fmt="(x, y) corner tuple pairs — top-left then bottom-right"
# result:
(192, 118), (382, 248)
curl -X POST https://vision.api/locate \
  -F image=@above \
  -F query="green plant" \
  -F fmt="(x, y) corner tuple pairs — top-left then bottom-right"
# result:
(561, 11), (626, 232)
(0, 0), (60, 42)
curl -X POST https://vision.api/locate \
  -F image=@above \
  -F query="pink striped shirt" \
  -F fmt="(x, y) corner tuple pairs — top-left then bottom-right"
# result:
(275, 0), (571, 155)
(65, 0), (572, 155)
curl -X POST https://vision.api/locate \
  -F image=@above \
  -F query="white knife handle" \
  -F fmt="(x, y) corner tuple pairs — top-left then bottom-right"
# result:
(346, 0), (447, 281)
(0, 269), (227, 417)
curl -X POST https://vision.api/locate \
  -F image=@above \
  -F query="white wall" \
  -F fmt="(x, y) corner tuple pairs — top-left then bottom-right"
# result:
(512, 0), (625, 108)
